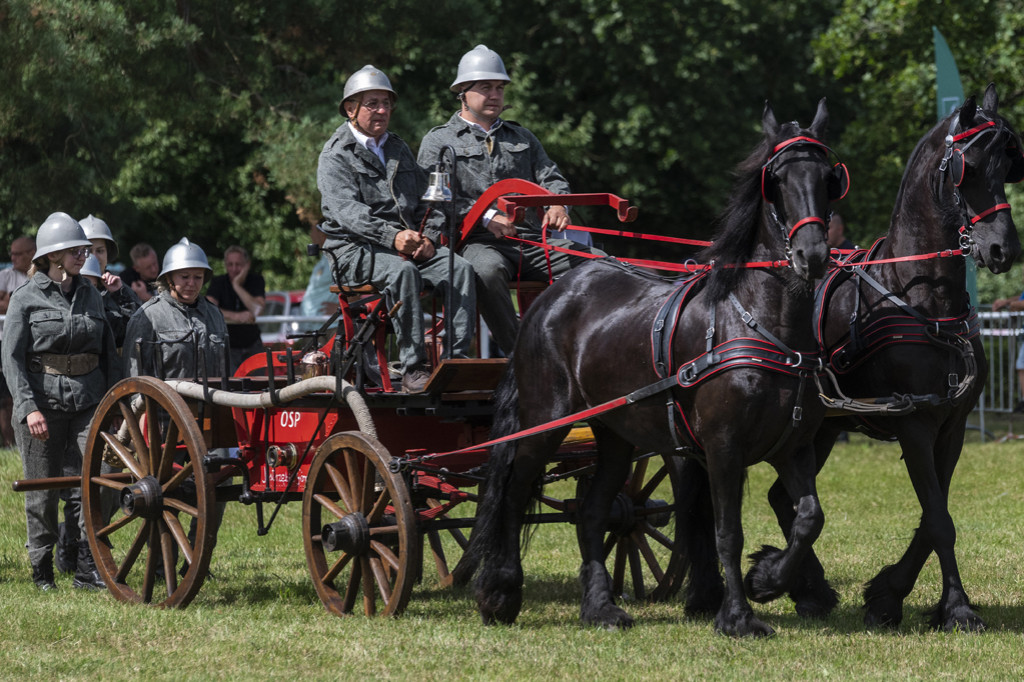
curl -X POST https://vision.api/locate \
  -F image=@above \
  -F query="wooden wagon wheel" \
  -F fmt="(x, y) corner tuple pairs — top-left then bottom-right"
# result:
(302, 431), (419, 617)
(81, 376), (215, 608)
(576, 453), (686, 602)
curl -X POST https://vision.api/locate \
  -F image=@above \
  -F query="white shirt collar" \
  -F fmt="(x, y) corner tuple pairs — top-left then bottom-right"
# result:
(459, 114), (503, 134)
(348, 122), (388, 164)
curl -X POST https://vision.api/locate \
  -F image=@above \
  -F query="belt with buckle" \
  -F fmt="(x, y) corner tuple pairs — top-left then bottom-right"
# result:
(28, 352), (100, 376)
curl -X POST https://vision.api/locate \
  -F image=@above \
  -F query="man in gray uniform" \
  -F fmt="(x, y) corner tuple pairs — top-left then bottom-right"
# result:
(318, 65), (476, 393)
(418, 45), (605, 356)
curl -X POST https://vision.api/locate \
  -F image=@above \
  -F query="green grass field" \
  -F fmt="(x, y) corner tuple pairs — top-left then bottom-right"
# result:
(2, 432), (1023, 681)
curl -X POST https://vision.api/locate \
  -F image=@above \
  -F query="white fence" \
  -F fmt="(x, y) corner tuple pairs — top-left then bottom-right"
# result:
(975, 310), (1024, 440)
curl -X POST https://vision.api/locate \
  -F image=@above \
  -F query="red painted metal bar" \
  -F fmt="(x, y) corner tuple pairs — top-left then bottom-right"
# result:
(457, 178), (637, 247)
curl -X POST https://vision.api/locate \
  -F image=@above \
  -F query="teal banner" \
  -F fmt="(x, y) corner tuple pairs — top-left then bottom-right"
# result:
(934, 26), (977, 306)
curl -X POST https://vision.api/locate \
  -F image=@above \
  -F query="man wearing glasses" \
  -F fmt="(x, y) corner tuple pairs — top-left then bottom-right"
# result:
(316, 65), (476, 393)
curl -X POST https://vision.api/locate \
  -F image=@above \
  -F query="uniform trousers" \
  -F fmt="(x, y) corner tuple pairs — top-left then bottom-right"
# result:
(15, 407), (92, 567)
(461, 234), (606, 355)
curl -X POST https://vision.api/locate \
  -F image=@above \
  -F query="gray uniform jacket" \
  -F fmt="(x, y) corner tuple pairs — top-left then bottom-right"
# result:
(2, 272), (122, 423)
(123, 292), (229, 381)
(102, 283), (142, 348)
(318, 123), (446, 254)
(418, 113), (571, 237)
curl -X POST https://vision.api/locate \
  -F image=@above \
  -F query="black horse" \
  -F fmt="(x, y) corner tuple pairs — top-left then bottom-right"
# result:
(466, 100), (845, 637)
(685, 84), (1022, 632)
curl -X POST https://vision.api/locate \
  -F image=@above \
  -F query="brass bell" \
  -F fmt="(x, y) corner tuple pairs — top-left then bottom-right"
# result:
(421, 171), (452, 202)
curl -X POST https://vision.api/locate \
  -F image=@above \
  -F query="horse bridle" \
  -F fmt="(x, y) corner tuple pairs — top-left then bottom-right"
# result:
(761, 135), (848, 265)
(938, 110), (1023, 254)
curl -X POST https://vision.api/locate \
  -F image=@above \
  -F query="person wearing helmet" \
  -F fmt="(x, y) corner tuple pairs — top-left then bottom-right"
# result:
(317, 65), (476, 393)
(123, 238), (229, 574)
(123, 238), (228, 381)
(418, 45), (605, 356)
(78, 215), (141, 347)
(2, 212), (121, 592)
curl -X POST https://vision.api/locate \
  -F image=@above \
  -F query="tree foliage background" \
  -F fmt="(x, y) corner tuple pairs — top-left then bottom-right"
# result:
(1, 0), (1022, 294)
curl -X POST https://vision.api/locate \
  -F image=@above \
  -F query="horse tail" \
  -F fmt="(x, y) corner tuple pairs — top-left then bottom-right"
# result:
(677, 457), (725, 616)
(450, 362), (521, 587)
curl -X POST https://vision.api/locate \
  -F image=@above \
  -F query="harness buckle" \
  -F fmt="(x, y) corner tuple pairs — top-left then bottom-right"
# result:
(948, 373), (959, 388)
(741, 311), (755, 327)
(679, 364), (697, 385)
(705, 325), (714, 340)
(792, 405), (803, 422)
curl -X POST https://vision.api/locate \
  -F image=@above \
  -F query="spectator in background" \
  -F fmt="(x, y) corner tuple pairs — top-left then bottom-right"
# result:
(828, 212), (855, 251)
(120, 243), (160, 303)
(992, 269), (1024, 412)
(0, 235), (35, 448)
(206, 245), (265, 372)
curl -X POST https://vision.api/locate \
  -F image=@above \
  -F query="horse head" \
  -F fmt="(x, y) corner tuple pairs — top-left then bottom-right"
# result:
(941, 83), (1022, 273)
(760, 99), (841, 281)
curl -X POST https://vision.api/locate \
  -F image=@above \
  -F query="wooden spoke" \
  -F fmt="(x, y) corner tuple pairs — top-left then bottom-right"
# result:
(303, 431), (419, 617)
(163, 510), (193, 567)
(323, 463), (354, 512)
(324, 551), (353, 584)
(144, 395), (161, 475)
(97, 512), (137, 539)
(82, 376), (214, 610)
(99, 431), (146, 480)
(114, 520), (150, 585)
(161, 461), (194, 496)
(312, 492), (348, 522)
(578, 454), (685, 602)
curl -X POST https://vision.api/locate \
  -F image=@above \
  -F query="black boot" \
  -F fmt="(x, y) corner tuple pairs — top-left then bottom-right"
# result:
(31, 554), (57, 592)
(73, 542), (107, 591)
(56, 521), (79, 574)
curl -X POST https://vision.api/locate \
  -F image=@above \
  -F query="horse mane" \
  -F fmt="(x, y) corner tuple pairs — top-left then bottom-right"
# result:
(700, 135), (773, 302)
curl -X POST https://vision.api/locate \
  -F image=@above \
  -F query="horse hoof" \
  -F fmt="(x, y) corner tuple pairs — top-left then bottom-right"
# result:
(582, 604), (635, 630)
(863, 605), (901, 629)
(476, 588), (522, 625)
(792, 583), (839, 619)
(931, 603), (986, 633)
(715, 612), (775, 638)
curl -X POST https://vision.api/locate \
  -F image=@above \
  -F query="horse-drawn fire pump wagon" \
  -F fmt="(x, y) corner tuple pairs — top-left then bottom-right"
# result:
(13, 180), (689, 618)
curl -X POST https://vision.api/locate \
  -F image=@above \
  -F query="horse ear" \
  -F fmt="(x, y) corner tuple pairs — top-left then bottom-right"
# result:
(763, 101), (780, 139)
(959, 95), (978, 129)
(983, 82), (998, 114)
(809, 97), (829, 141)
(828, 162), (850, 201)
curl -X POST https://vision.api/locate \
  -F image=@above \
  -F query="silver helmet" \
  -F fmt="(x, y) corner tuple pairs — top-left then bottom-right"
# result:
(79, 214), (119, 261)
(34, 212), (92, 260)
(159, 237), (212, 282)
(80, 253), (103, 279)
(340, 65), (396, 115)
(450, 44), (510, 92)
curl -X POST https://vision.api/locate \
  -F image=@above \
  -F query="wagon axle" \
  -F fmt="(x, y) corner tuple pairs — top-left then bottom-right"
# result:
(120, 476), (163, 519)
(321, 512), (370, 554)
